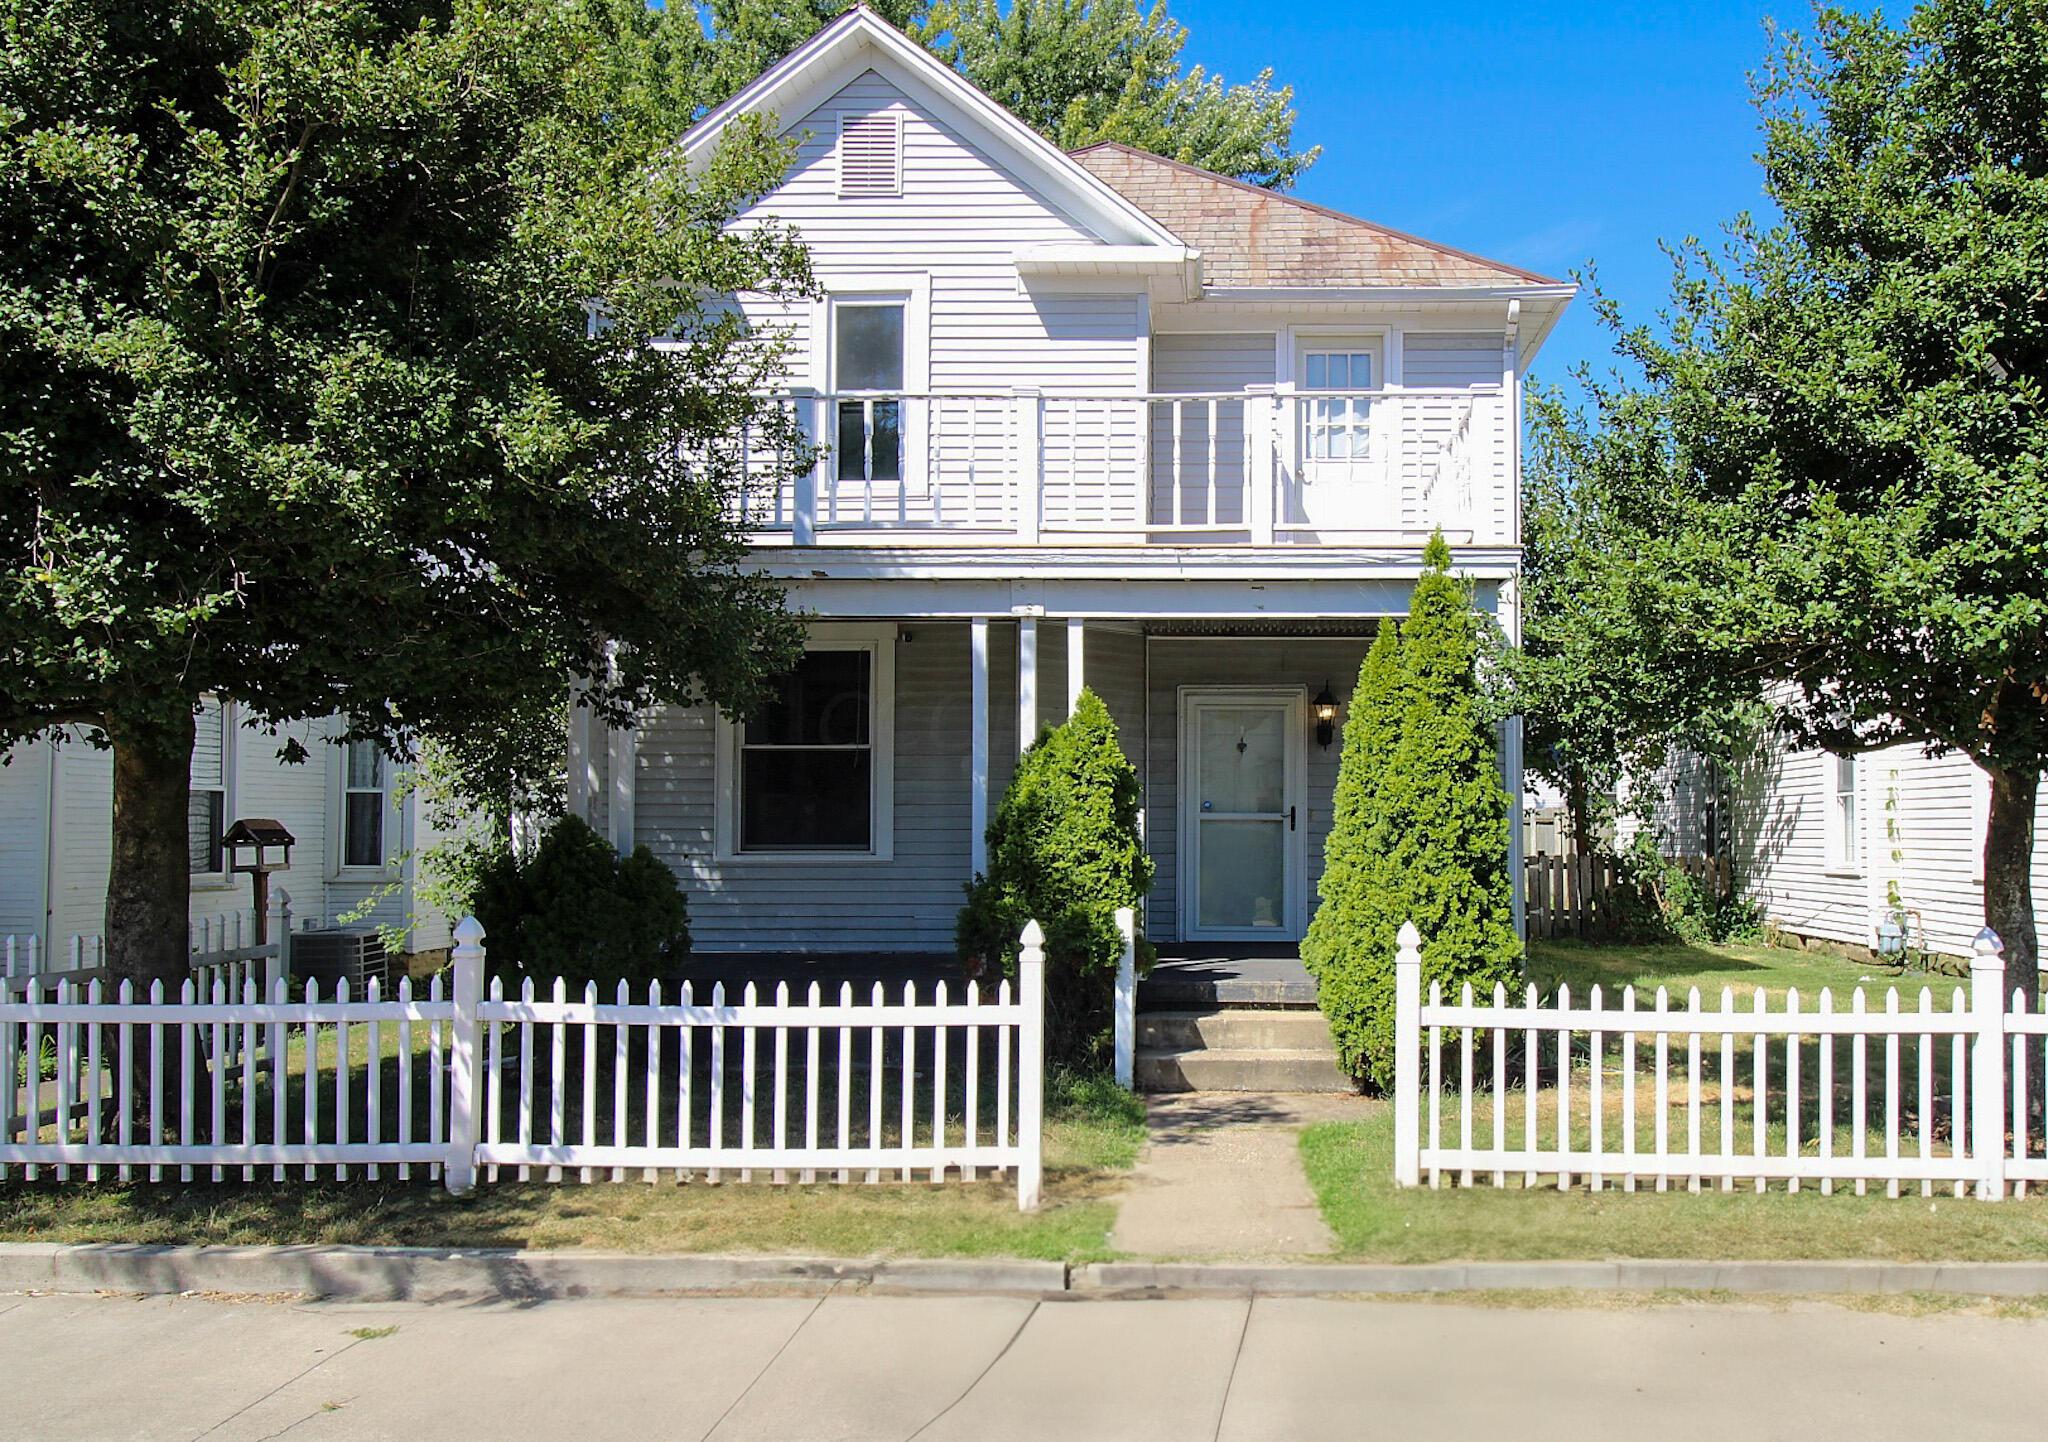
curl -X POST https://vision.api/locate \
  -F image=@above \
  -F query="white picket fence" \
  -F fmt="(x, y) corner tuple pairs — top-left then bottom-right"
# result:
(0, 917), (1049, 1208)
(1392, 923), (2048, 1200)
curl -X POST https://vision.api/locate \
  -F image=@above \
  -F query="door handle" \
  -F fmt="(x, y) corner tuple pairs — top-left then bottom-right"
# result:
(1288, 805), (1297, 832)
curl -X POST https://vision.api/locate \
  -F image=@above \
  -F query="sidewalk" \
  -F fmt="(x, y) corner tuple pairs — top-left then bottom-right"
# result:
(1110, 1093), (1368, 1258)
(4, 1289), (2041, 1440)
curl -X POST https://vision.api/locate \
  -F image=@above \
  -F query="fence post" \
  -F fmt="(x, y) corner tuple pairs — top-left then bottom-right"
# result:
(444, 915), (485, 1197)
(1113, 907), (1136, 1090)
(1393, 921), (1423, 1188)
(269, 888), (293, 991)
(1971, 928), (2008, 1201)
(1016, 920), (1046, 1211)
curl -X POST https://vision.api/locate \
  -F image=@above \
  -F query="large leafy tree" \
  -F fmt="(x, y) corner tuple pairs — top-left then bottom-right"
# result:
(701, 0), (1318, 189)
(1516, 0), (2047, 997)
(0, 0), (812, 986)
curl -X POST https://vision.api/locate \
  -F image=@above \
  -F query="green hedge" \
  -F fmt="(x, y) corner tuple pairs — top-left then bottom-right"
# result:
(470, 814), (690, 987)
(1302, 534), (1523, 1089)
(956, 688), (1152, 1072)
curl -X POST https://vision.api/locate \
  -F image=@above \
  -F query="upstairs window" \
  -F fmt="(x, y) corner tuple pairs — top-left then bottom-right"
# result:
(1827, 753), (1861, 872)
(838, 112), (903, 197)
(189, 700), (232, 876)
(1304, 350), (1375, 461)
(343, 739), (389, 869)
(833, 301), (905, 483)
(739, 650), (875, 853)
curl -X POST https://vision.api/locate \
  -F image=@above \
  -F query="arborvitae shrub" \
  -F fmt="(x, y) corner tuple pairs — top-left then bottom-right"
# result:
(471, 814), (690, 986)
(1304, 534), (1524, 1089)
(956, 688), (1152, 1072)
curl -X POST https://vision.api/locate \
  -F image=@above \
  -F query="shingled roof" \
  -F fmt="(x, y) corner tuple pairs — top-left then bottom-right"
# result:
(1069, 142), (1556, 288)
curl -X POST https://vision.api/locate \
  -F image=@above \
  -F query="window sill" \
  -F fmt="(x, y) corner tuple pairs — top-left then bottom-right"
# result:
(190, 874), (236, 893)
(1822, 868), (1864, 880)
(713, 850), (895, 866)
(329, 866), (400, 885)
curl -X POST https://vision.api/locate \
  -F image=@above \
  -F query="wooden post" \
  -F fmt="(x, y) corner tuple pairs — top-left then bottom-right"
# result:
(1014, 389), (1042, 544)
(1113, 906), (1136, 1090)
(1017, 920), (1046, 1211)
(269, 887), (293, 990)
(1016, 617), (1038, 755)
(970, 617), (990, 878)
(1066, 617), (1085, 717)
(1246, 384), (1278, 545)
(444, 915), (484, 1196)
(792, 392), (824, 545)
(1393, 921), (1422, 1187)
(1971, 929), (2007, 1201)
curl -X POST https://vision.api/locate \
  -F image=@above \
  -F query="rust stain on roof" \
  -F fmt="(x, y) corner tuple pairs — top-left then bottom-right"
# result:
(1069, 142), (1557, 288)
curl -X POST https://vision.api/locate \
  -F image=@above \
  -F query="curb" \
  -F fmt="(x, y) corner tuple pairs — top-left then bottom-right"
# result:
(5, 1244), (2046, 1303)
(1071, 1259), (2048, 1298)
(0, 1243), (1068, 1303)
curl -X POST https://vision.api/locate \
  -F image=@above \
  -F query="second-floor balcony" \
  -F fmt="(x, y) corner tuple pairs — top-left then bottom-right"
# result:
(723, 386), (1511, 548)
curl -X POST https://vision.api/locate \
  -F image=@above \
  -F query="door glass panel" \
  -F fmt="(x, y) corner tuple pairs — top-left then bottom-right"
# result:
(1197, 706), (1285, 814)
(1198, 820), (1286, 930)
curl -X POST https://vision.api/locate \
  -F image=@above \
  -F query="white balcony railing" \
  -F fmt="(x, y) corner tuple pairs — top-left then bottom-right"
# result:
(722, 386), (1508, 546)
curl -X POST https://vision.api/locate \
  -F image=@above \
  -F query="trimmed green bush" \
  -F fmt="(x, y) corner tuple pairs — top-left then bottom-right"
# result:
(470, 815), (690, 986)
(1303, 533), (1524, 1089)
(956, 687), (1152, 1072)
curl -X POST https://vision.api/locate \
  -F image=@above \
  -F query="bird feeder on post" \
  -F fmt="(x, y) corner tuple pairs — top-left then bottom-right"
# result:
(223, 818), (296, 944)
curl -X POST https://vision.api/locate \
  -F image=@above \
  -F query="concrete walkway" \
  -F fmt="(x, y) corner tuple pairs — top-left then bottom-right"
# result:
(4, 1289), (2043, 1440)
(1110, 1093), (1368, 1258)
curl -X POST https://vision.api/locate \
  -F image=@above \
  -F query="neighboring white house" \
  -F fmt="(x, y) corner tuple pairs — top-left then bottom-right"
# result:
(1627, 733), (2048, 964)
(565, 8), (1573, 954)
(0, 701), (455, 960)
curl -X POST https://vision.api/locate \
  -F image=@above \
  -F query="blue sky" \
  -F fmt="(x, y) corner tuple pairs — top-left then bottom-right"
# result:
(1168, 1), (1789, 395)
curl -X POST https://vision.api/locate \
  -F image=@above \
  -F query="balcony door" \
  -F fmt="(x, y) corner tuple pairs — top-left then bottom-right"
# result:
(1293, 338), (1391, 531)
(1178, 689), (1308, 941)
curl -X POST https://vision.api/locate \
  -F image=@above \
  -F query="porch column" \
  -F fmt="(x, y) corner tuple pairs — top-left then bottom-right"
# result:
(1500, 573), (1528, 938)
(565, 682), (597, 827)
(1066, 618), (1085, 716)
(971, 617), (990, 877)
(1017, 616), (1038, 754)
(607, 722), (637, 856)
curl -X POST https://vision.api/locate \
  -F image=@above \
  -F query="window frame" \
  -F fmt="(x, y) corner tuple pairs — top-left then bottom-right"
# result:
(328, 731), (402, 881)
(809, 274), (930, 497)
(714, 623), (896, 864)
(188, 698), (237, 889)
(1826, 752), (1862, 875)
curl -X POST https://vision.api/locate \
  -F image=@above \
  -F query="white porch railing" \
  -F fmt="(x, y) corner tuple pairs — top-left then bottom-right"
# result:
(1392, 924), (2048, 1199)
(724, 387), (1508, 546)
(0, 917), (1052, 1209)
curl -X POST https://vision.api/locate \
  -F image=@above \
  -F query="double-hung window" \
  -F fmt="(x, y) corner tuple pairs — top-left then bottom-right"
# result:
(739, 650), (876, 852)
(189, 700), (232, 877)
(1303, 350), (1375, 461)
(342, 739), (389, 870)
(1827, 753), (1861, 872)
(833, 301), (905, 483)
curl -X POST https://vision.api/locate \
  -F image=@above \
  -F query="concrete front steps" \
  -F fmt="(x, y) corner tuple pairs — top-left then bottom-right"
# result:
(1134, 1007), (1352, 1093)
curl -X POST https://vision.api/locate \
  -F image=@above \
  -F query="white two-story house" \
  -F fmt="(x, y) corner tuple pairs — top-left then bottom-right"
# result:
(567, 8), (1574, 960)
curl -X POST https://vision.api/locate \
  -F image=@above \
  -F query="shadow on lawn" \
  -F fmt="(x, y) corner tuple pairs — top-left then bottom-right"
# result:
(1528, 940), (1780, 992)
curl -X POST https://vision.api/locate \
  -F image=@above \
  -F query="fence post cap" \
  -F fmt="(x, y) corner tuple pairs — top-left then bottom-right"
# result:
(272, 887), (291, 907)
(454, 915), (487, 947)
(1396, 921), (1421, 952)
(1020, 920), (1045, 948)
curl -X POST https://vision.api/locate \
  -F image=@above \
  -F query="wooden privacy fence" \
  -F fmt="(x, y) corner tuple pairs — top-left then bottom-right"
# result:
(1522, 852), (1732, 941)
(0, 917), (1050, 1209)
(1392, 924), (2048, 1199)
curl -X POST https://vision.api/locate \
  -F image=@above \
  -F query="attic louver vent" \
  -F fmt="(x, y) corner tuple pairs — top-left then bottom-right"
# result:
(838, 113), (902, 198)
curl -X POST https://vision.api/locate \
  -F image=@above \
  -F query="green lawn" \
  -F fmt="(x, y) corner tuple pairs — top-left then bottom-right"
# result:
(1300, 1105), (2048, 1264)
(0, 1074), (1145, 1262)
(1527, 938), (1966, 1007)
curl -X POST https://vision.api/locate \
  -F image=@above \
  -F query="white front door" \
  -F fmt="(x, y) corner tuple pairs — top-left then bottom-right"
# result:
(1179, 690), (1307, 941)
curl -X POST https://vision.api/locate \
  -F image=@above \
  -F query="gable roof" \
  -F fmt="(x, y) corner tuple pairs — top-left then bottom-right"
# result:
(1070, 142), (1559, 289)
(681, 6), (1188, 253)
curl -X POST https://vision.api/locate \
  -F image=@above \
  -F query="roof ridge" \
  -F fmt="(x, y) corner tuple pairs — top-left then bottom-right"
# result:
(1067, 141), (1559, 287)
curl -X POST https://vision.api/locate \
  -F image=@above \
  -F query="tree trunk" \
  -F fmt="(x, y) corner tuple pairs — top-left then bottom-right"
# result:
(106, 712), (195, 988)
(1983, 763), (2040, 1007)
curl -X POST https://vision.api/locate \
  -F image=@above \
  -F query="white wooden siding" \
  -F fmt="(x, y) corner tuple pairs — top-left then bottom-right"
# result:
(1642, 736), (2048, 962)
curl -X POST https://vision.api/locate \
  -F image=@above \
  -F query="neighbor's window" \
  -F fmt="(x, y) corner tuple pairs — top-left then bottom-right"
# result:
(834, 302), (904, 483)
(343, 740), (388, 869)
(1828, 753), (1860, 871)
(188, 701), (230, 875)
(1303, 350), (1374, 461)
(739, 650), (874, 852)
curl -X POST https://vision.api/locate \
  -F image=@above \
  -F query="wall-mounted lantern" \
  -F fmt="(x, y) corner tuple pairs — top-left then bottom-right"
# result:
(1312, 682), (1339, 750)
(223, 817), (295, 943)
